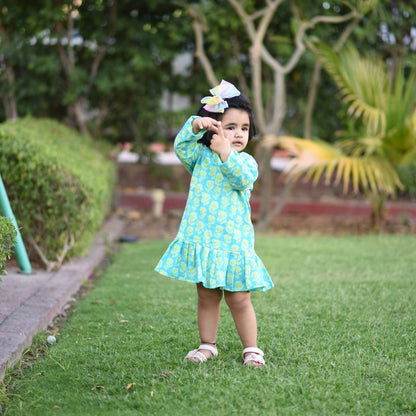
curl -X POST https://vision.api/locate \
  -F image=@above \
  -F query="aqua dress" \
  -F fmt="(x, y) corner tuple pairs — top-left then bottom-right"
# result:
(155, 116), (274, 292)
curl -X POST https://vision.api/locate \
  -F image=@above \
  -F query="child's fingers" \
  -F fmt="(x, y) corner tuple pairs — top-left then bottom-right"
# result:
(200, 117), (220, 132)
(216, 122), (224, 137)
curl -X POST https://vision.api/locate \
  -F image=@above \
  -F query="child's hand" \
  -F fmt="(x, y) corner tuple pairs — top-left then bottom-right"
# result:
(210, 122), (231, 162)
(192, 117), (220, 134)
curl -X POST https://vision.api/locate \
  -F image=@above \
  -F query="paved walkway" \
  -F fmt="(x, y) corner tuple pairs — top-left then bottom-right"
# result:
(0, 214), (125, 379)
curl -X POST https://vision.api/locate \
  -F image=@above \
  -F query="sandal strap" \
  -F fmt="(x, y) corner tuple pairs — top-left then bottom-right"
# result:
(243, 352), (265, 366)
(198, 344), (218, 356)
(185, 350), (208, 362)
(242, 347), (264, 358)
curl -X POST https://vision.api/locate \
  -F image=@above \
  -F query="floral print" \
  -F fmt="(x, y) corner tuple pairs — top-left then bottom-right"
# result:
(155, 116), (273, 292)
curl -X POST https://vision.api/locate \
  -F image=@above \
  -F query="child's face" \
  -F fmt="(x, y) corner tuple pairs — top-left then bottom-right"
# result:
(221, 109), (250, 152)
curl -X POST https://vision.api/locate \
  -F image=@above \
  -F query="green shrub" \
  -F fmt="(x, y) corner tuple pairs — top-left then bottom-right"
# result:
(0, 217), (17, 275)
(0, 117), (116, 270)
(397, 160), (416, 196)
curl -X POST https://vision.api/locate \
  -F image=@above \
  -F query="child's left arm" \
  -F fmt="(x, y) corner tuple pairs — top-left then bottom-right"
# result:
(218, 151), (258, 191)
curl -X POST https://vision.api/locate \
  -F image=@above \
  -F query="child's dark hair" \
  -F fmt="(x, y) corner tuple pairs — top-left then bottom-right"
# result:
(196, 94), (257, 147)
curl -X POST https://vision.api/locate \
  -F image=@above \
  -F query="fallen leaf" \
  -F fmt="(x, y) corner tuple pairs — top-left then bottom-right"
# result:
(91, 385), (105, 391)
(126, 382), (136, 390)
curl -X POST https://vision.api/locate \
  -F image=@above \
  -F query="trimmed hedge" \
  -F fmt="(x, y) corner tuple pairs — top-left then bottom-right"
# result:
(0, 117), (116, 270)
(0, 216), (17, 275)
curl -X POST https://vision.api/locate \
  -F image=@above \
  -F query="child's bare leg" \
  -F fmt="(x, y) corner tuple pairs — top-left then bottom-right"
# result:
(225, 291), (264, 366)
(193, 283), (223, 360)
(224, 291), (258, 348)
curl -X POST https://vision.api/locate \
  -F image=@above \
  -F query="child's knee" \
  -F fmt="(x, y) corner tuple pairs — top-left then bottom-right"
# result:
(224, 291), (251, 311)
(197, 284), (223, 304)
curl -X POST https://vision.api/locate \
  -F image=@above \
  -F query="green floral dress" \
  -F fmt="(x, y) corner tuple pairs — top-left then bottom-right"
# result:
(155, 116), (274, 292)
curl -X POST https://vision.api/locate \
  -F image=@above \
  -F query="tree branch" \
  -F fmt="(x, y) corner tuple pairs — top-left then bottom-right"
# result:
(188, 7), (218, 87)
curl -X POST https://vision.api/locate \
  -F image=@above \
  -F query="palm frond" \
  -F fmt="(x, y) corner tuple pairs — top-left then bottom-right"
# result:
(338, 136), (383, 157)
(385, 69), (416, 131)
(277, 137), (402, 196)
(316, 42), (388, 135)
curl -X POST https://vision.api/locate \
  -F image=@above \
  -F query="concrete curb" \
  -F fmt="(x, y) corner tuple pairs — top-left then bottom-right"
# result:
(0, 214), (125, 380)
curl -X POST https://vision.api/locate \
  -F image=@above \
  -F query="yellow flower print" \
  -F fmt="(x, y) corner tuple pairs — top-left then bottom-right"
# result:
(209, 278), (217, 287)
(221, 197), (230, 208)
(194, 184), (203, 195)
(199, 207), (207, 218)
(241, 240), (250, 250)
(224, 234), (232, 244)
(203, 230), (212, 243)
(215, 173), (223, 185)
(232, 166), (242, 176)
(202, 193), (211, 204)
(196, 221), (204, 231)
(206, 180), (214, 191)
(217, 211), (227, 223)
(202, 159), (210, 169)
(211, 239), (221, 249)
(209, 201), (219, 213)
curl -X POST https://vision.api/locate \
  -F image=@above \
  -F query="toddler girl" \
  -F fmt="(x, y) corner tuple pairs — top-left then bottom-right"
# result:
(155, 80), (274, 367)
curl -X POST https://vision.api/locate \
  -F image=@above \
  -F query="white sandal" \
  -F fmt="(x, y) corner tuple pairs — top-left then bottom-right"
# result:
(242, 347), (265, 367)
(185, 344), (218, 363)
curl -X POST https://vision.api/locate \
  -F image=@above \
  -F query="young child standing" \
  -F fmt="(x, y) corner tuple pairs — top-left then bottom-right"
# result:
(155, 80), (274, 367)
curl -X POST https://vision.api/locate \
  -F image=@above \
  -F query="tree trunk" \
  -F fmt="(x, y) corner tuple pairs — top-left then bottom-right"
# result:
(69, 98), (90, 136)
(369, 191), (387, 231)
(256, 145), (273, 228)
(256, 176), (295, 230)
(1, 58), (18, 121)
(304, 61), (321, 139)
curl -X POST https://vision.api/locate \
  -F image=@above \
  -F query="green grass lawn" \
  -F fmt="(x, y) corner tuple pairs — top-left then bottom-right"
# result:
(2, 235), (416, 415)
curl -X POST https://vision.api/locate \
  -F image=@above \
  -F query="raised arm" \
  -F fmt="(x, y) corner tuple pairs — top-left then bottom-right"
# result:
(174, 116), (220, 173)
(218, 150), (258, 191)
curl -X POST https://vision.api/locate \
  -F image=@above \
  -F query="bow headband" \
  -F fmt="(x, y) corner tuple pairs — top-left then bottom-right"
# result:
(200, 80), (240, 113)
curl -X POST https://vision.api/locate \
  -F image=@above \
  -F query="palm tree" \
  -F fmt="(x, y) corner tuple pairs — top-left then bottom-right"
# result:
(274, 43), (416, 227)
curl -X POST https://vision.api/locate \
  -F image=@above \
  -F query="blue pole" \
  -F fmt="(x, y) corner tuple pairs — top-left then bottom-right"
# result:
(0, 174), (31, 274)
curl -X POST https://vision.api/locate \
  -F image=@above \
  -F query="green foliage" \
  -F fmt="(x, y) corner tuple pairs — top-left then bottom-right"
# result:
(280, 44), (416, 225)
(397, 161), (416, 196)
(3, 236), (416, 414)
(0, 217), (16, 275)
(0, 118), (116, 270)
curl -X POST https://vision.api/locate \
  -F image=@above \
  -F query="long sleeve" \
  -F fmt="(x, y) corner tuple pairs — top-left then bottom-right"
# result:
(174, 116), (205, 174)
(217, 150), (258, 191)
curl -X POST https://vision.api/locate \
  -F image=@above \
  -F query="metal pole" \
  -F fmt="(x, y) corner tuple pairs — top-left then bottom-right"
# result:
(0, 174), (31, 274)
